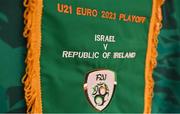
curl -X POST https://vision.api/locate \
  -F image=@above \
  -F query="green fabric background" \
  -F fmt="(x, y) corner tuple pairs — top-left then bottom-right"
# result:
(0, 0), (26, 113)
(41, 0), (152, 113)
(152, 0), (180, 113)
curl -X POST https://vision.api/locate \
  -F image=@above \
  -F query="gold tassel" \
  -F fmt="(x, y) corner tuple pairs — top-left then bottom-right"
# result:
(22, 0), (43, 113)
(144, 0), (165, 113)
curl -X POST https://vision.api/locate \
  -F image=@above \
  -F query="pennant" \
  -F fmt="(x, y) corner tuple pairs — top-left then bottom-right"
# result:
(22, 0), (164, 113)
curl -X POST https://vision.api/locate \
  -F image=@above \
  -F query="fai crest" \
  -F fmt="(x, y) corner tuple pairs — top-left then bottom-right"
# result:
(84, 69), (117, 111)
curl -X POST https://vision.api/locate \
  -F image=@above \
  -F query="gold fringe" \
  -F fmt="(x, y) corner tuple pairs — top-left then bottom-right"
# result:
(22, 0), (43, 113)
(144, 0), (164, 113)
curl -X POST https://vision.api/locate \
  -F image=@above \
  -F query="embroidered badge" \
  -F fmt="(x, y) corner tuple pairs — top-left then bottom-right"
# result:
(84, 69), (117, 111)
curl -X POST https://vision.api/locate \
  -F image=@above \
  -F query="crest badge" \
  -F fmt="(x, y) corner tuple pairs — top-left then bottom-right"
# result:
(84, 69), (117, 111)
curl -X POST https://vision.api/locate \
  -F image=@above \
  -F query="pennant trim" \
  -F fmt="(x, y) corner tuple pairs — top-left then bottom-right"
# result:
(144, 0), (164, 113)
(22, 0), (43, 113)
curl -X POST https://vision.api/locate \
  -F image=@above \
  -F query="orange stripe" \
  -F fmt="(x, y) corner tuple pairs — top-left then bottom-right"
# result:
(144, 0), (164, 113)
(22, 0), (43, 113)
